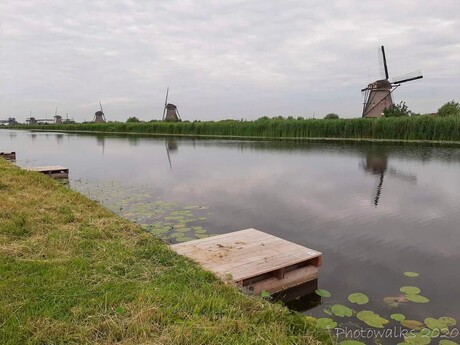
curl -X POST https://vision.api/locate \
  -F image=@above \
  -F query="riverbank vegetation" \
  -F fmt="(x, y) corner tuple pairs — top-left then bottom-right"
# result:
(12, 115), (460, 142)
(0, 159), (328, 344)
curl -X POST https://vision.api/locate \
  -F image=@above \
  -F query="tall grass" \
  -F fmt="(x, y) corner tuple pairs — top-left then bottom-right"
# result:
(11, 116), (460, 141)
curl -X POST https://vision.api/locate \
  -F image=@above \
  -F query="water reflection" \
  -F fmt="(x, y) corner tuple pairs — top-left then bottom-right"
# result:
(361, 147), (417, 206)
(165, 139), (178, 171)
(96, 135), (105, 155)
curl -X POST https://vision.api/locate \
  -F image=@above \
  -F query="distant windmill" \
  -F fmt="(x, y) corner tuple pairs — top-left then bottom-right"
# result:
(361, 46), (423, 118)
(93, 101), (106, 123)
(162, 87), (181, 122)
(54, 106), (63, 124)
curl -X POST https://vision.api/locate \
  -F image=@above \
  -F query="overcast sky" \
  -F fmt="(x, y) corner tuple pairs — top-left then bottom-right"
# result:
(1, 0), (459, 122)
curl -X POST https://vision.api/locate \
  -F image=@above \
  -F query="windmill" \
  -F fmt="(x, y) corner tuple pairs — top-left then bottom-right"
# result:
(361, 46), (423, 118)
(93, 101), (106, 123)
(162, 87), (181, 122)
(54, 106), (63, 124)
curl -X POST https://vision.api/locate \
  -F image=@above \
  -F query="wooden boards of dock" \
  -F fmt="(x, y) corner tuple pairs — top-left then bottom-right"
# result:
(0, 152), (16, 160)
(171, 228), (322, 295)
(25, 166), (69, 179)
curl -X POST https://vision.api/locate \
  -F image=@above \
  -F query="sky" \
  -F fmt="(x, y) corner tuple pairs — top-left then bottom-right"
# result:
(1, 0), (459, 123)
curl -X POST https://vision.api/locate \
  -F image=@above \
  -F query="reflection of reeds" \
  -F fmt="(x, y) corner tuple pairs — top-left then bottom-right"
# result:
(17, 116), (460, 141)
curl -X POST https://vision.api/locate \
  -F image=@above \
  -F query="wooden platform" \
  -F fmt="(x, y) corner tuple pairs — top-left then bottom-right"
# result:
(0, 152), (16, 160)
(26, 165), (69, 179)
(171, 228), (322, 295)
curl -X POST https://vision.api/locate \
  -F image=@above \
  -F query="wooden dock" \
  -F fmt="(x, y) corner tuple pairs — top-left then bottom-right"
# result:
(0, 152), (16, 160)
(26, 166), (69, 179)
(172, 228), (322, 295)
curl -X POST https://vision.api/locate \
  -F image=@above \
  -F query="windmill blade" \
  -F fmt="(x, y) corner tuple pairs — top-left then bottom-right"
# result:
(99, 100), (104, 113)
(378, 46), (389, 80)
(391, 70), (423, 84)
(164, 87), (169, 106)
(55, 106), (58, 116)
(176, 108), (181, 120)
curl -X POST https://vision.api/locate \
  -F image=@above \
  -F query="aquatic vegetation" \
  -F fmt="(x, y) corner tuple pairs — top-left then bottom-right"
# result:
(330, 304), (353, 317)
(315, 289), (331, 298)
(390, 313), (406, 321)
(317, 318), (337, 330)
(348, 293), (369, 305)
(312, 275), (457, 344)
(356, 310), (389, 328)
(405, 294), (430, 303)
(404, 272), (420, 277)
(400, 286), (421, 295)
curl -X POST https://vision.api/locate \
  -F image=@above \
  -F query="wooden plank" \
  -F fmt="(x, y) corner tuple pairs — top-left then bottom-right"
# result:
(248, 265), (318, 295)
(171, 228), (322, 282)
(26, 165), (68, 173)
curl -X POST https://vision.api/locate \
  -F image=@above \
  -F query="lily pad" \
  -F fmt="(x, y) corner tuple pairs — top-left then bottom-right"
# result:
(405, 294), (429, 303)
(316, 318), (337, 330)
(331, 304), (353, 317)
(384, 296), (408, 308)
(356, 310), (389, 328)
(404, 272), (420, 278)
(439, 317), (456, 327)
(403, 332), (431, 345)
(424, 318), (448, 332)
(391, 313), (406, 321)
(401, 320), (424, 330)
(340, 341), (365, 345)
(315, 289), (331, 298)
(439, 341), (458, 345)
(400, 286), (421, 295)
(348, 293), (369, 305)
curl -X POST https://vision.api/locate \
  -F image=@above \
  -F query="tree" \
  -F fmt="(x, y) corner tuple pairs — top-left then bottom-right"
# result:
(438, 100), (460, 117)
(126, 117), (141, 123)
(324, 113), (339, 120)
(383, 102), (413, 117)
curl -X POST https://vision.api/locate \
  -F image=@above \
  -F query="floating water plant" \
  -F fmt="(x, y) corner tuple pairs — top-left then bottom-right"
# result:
(400, 286), (421, 295)
(331, 304), (353, 317)
(356, 310), (389, 328)
(348, 293), (369, 305)
(316, 318), (337, 330)
(404, 272), (420, 278)
(315, 289), (331, 298)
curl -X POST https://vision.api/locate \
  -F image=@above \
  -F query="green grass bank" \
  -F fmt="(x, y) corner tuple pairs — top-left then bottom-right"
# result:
(11, 116), (460, 142)
(0, 159), (329, 345)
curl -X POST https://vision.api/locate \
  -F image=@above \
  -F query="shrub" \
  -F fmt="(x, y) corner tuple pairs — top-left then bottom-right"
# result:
(438, 101), (460, 117)
(383, 102), (413, 117)
(126, 117), (141, 123)
(324, 113), (339, 120)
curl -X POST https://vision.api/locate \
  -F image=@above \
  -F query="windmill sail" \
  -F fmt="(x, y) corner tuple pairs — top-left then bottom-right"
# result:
(391, 70), (423, 84)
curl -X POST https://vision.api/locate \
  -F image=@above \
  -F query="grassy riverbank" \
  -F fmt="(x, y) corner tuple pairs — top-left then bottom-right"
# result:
(0, 159), (328, 344)
(10, 116), (460, 142)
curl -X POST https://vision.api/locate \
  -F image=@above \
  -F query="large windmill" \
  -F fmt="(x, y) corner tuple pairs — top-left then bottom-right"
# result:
(93, 101), (106, 123)
(361, 46), (423, 118)
(162, 87), (181, 122)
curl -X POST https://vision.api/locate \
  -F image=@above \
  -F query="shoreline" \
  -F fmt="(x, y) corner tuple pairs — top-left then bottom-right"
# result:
(0, 159), (329, 344)
(5, 127), (460, 147)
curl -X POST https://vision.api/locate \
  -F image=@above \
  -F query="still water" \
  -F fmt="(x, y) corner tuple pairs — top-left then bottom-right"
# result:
(1, 129), (459, 344)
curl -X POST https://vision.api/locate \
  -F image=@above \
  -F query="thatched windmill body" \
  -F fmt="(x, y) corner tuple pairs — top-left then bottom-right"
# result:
(162, 87), (181, 122)
(361, 46), (423, 118)
(94, 101), (106, 123)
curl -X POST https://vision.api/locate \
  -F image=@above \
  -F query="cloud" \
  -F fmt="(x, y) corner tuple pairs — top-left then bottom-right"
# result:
(0, 0), (459, 121)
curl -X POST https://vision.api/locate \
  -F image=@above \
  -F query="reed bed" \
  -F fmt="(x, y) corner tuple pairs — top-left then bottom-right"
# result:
(11, 116), (460, 141)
